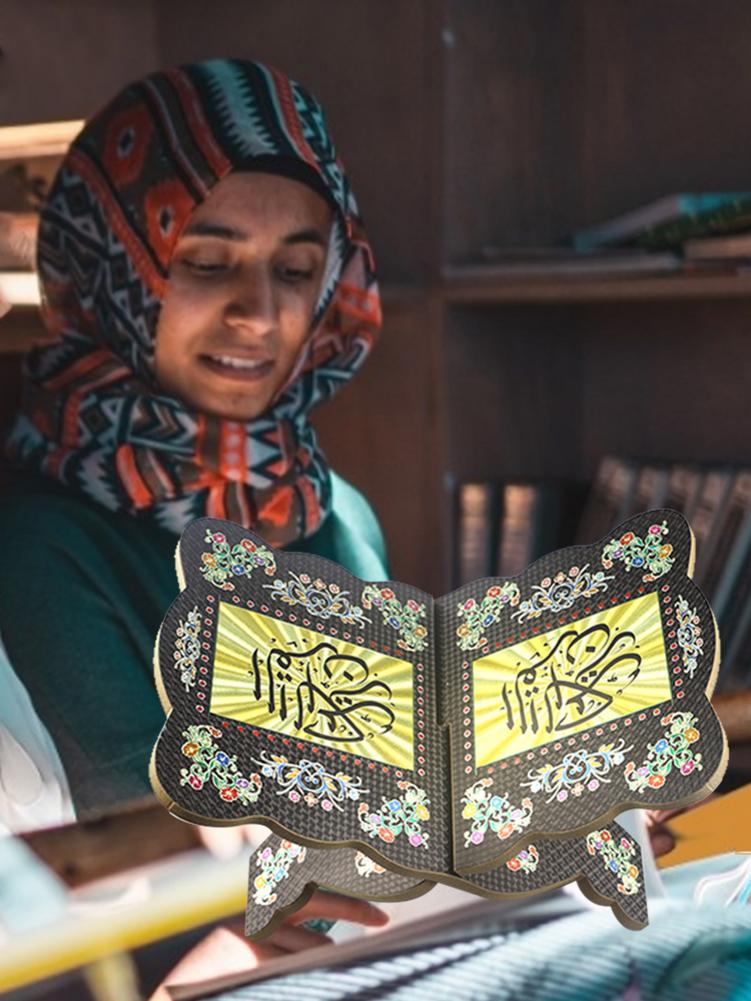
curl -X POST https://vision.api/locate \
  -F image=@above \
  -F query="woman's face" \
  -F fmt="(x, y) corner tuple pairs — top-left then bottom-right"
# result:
(154, 171), (333, 422)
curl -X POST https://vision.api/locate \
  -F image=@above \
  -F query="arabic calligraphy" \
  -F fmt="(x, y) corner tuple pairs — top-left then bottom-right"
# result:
(500, 622), (642, 737)
(209, 604), (415, 769)
(251, 642), (397, 743)
(472, 592), (672, 767)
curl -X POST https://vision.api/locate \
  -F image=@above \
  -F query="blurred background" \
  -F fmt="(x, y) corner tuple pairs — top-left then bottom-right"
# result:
(2, 3), (751, 995)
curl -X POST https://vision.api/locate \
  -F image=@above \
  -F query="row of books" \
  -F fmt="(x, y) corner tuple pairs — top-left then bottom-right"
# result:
(449, 193), (751, 280)
(452, 458), (751, 690)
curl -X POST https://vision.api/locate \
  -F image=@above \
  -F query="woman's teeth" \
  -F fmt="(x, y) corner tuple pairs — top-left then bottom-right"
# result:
(210, 355), (270, 370)
(201, 354), (274, 381)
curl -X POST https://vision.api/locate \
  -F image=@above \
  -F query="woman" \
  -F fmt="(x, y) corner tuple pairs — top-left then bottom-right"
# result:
(0, 58), (390, 819)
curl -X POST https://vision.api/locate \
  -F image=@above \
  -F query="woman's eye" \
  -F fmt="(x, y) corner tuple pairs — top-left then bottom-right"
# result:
(276, 265), (315, 283)
(183, 259), (227, 274)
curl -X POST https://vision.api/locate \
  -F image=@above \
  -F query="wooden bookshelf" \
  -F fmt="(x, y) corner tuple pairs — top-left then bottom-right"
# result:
(443, 270), (751, 305)
(4, 0), (751, 604)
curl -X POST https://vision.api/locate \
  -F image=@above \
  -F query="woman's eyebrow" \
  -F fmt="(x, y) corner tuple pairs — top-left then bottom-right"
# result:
(181, 221), (327, 245)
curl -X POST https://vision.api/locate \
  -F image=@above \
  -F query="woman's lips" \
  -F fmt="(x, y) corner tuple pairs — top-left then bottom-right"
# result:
(199, 354), (275, 382)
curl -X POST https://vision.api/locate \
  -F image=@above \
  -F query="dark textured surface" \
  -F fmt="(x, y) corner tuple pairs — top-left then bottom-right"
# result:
(245, 821), (648, 938)
(152, 510), (724, 936)
(437, 508), (726, 874)
(153, 516), (451, 876)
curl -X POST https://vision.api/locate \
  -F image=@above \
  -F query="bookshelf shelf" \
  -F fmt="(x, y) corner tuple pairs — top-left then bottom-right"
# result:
(443, 270), (751, 305)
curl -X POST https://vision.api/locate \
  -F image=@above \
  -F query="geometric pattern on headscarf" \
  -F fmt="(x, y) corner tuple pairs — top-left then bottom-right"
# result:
(5, 59), (381, 544)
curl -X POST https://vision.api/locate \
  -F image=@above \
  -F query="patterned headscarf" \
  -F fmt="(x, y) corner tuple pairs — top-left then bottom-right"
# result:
(5, 59), (381, 545)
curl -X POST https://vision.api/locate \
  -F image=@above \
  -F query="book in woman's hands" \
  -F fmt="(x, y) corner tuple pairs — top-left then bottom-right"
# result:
(149, 509), (727, 937)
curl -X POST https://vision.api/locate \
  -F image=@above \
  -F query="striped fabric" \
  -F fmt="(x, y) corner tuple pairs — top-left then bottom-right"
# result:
(208, 862), (751, 1001)
(5, 60), (381, 543)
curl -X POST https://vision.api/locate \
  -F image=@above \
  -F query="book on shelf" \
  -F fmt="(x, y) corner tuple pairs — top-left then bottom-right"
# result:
(683, 232), (751, 261)
(455, 482), (498, 583)
(624, 465), (670, 518)
(687, 470), (735, 580)
(455, 480), (579, 585)
(696, 471), (751, 607)
(573, 193), (751, 252)
(697, 472), (751, 687)
(149, 513), (728, 945)
(575, 456), (638, 544)
(443, 250), (680, 281)
(664, 465), (704, 522)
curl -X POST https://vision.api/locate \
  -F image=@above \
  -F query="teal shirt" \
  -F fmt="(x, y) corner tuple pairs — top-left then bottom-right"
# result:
(0, 472), (390, 816)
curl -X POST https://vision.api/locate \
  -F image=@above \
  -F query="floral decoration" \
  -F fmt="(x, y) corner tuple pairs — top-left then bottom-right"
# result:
(456, 582), (521, 652)
(675, 594), (704, 678)
(199, 528), (276, 590)
(354, 851), (386, 877)
(173, 606), (201, 691)
(361, 585), (429, 652)
(586, 829), (641, 896)
(263, 571), (371, 626)
(624, 711), (703, 793)
(252, 839), (307, 906)
(510, 564), (612, 624)
(601, 521), (674, 582)
(505, 844), (540, 873)
(252, 750), (365, 811)
(357, 780), (431, 849)
(180, 725), (263, 804)
(521, 739), (633, 804)
(461, 777), (533, 848)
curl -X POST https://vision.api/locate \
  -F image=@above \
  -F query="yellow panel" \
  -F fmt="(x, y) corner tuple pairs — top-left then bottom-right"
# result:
(210, 603), (414, 770)
(473, 592), (671, 767)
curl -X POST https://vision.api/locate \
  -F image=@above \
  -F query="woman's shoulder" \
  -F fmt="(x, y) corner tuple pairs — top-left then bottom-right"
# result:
(0, 472), (173, 577)
(0, 473), (120, 549)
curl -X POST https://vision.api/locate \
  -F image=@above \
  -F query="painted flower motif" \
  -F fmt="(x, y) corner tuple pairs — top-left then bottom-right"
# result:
(522, 740), (631, 803)
(251, 750), (366, 812)
(179, 725), (262, 805)
(461, 778), (533, 848)
(601, 521), (673, 581)
(358, 781), (430, 849)
(361, 584), (429, 651)
(625, 711), (703, 794)
(354, 851), (386, 878)
(199, 529), (276, 590)
(252, 840), (307, 906)
(587, 828), (640, 896)
(505, 844), (540, 874)
(264, 571), (371, 627)
(456, 581), (521, 650)
(510, 564), (612, 627)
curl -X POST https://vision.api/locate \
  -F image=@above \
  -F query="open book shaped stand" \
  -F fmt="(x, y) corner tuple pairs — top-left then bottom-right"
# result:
(150, 509), (727, 935)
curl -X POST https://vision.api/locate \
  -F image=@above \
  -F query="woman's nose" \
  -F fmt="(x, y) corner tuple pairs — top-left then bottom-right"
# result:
(223, 270), (277, 334)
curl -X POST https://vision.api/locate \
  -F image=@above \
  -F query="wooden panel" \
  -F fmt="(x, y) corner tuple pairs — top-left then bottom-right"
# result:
(444, 299), (751, 488)
(155, 0), (440, 282)
(443, 305), (584, 481)
(444, 0), (751, 258)
(312, 299), (444, 594)
(577, 300), (751, 472)
(444, 272), (751, 305)
(0, 0), (158, 124)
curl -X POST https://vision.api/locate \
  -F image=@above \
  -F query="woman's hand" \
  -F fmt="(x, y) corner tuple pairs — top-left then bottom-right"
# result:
(147, 890), (389, 1000)
(645, 794), (719, 858)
